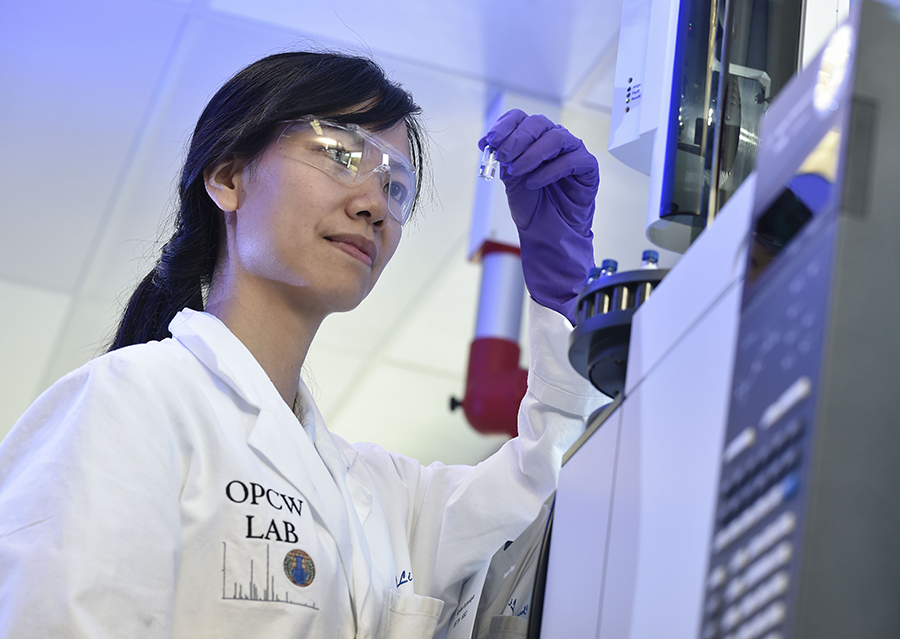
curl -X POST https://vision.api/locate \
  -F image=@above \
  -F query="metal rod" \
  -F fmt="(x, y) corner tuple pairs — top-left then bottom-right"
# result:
(706, 0), (739, 225)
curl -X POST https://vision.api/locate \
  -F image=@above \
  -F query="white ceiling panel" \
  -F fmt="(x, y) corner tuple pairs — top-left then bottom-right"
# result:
(573, 37), (620, 112)
(327, 362), (507, 466)
(302, 346), (368, 418)
(0, 0), (188, 291)
(381, 242), (480, 376)
(39, 295), (123, 394)
(0, 280), (71, 437)
(208, 0), (621, 100)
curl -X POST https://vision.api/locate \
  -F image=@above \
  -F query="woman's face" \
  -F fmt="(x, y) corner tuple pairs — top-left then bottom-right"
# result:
(225, 120), (410, 316)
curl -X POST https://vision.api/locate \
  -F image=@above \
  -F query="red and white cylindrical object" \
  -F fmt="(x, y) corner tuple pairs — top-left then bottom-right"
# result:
(460, 242), (528, 438)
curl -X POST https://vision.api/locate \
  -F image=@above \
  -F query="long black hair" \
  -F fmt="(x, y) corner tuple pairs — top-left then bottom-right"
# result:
(108, 51), (425, 350)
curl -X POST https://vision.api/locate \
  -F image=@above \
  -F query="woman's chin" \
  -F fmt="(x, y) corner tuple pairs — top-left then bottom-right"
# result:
(314, 285), (373, 316)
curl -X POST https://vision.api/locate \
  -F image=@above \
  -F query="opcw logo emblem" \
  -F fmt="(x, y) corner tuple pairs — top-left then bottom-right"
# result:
(284, 549), (316, 587)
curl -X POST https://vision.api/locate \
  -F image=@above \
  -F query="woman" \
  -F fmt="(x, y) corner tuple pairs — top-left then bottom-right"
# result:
(0, 51), (603, 638)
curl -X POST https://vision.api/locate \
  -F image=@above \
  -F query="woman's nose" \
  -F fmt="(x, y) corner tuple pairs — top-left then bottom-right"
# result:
(346, 172), (390, 224)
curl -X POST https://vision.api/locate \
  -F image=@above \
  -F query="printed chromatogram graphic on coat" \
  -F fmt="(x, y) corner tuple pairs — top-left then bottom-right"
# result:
(221, 543), (319, 609)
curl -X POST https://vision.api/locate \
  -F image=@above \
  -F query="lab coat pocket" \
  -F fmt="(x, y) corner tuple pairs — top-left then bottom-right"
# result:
(384, 589), (444, 638)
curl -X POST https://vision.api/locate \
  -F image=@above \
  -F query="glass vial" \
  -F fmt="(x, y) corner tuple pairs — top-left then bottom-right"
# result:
(599, 259), (619, 278)
(584, 266), (604, 286)
(637, 250), (659, 306)
(478, 145), (498, 181)
(640, 250), (659, 269)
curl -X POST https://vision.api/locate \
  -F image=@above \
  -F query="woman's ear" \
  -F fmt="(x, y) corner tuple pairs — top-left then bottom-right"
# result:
(204, 157), (245, 212)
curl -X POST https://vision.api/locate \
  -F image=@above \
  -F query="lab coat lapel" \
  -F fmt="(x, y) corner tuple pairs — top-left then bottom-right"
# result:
(245, 408), (362, 607)
(315, 435), (372, 525)
(295, 381), (373, 527)
(298, 384), (378, 634)
(246, 408), (348, 535)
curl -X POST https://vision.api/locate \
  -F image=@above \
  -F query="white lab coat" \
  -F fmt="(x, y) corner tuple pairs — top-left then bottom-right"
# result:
(0, 300), (604, 638)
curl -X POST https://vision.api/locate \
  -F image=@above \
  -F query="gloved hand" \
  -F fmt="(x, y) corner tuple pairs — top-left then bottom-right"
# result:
(481, 109), (599, 324)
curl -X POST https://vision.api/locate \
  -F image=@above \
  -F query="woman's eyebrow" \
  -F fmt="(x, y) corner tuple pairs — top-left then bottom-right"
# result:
(336, 128), (366, 146)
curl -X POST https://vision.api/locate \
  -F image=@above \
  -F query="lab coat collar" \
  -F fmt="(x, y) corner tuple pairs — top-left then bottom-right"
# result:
(169, 309), (277, 411)
(168, 310), (360, 471)
(294, 381), (358, 475)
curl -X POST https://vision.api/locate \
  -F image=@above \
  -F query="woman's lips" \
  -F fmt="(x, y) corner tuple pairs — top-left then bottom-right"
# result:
(326, 234), (376, 267)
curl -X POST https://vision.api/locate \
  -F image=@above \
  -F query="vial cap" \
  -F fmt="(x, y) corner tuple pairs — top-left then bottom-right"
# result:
(583, 266), (604, 286)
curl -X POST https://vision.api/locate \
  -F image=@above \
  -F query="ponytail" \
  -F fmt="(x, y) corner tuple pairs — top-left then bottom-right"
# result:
(108, 191), (219, 351)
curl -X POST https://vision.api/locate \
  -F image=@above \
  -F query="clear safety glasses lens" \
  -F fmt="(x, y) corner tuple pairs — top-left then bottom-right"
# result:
(277, 118), (416, 225)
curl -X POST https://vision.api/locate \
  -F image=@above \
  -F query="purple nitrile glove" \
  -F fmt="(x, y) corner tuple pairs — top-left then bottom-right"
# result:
(480, 109), (600, 324)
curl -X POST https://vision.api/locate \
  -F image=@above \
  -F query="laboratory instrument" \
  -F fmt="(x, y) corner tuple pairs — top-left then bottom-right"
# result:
(569, 253), (668, 397)
(701, 5), (900, 637)
(540, 3), (900, 638)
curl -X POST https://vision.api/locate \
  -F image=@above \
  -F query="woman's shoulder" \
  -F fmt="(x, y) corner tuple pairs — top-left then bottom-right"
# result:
(27, 337), (204, 423)
(76, 337), (199, 386)
(94, 335), (195, 368)
(2, 338), (202, 485)
(345, 437), (447, 491)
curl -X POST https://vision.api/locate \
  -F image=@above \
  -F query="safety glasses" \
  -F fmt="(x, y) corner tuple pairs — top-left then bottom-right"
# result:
(277, 116), (416, 226)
